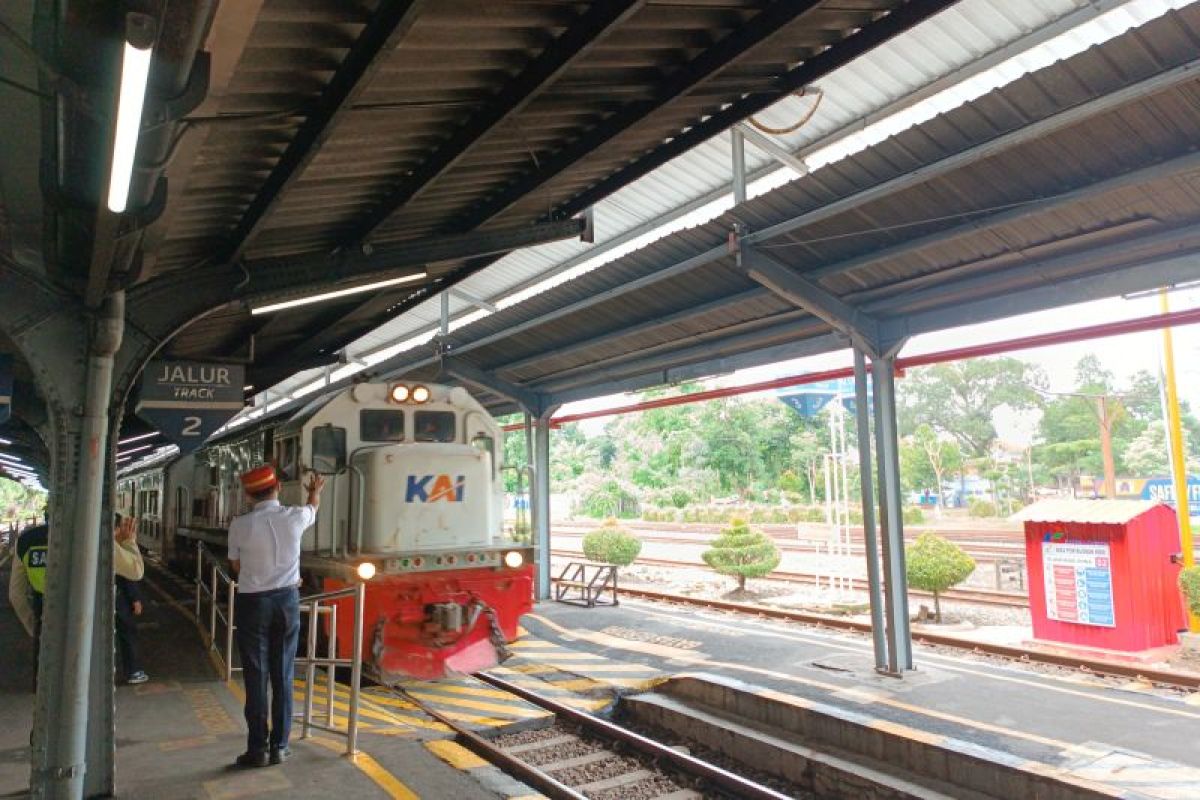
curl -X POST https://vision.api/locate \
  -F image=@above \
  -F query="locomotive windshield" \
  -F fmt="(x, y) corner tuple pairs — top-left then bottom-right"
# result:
(415, 411), (456, 443)
(361, 410), (405, 442)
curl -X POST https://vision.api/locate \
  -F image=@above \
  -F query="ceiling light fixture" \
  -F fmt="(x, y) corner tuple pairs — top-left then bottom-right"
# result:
(116, 443), (154, 459)
(117, 431), (158, 446)
(106, 14), (156, 213)
(250, 272), (427, 315)
(0, 452), (26, 464)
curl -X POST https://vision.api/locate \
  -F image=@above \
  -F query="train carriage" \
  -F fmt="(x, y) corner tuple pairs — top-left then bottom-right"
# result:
(117, 381), (533, 680)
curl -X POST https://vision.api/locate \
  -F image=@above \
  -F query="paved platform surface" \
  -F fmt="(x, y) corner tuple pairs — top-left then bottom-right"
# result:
(0, 557), (531, 800)
(523, 598), (1200, 800)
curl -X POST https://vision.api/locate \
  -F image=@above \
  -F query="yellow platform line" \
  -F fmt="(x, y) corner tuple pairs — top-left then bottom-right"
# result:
(425, 739), (489, 770)
(404, 689), (551, 718)
(308, 735), (420, 800)
(403, 681), (534, 702)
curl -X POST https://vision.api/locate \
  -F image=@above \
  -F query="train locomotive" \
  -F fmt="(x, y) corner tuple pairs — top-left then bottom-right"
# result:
(116, 381), (534, 681)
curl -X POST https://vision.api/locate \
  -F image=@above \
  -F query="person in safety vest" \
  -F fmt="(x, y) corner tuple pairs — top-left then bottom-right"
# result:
(228, 464), (323, 768)
(9, 522), (47, 690)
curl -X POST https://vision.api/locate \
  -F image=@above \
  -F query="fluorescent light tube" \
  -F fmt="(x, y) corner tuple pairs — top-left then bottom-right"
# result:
(0, 453), (26, 464)
(106, 29), (154, 213)
(118, 431), (158, 446)
(250, 272), (427, 315)
(116, 443), (154, 459)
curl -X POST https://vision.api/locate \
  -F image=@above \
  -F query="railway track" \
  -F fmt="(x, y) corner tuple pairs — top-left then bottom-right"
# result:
(395, 673), (795, 800)
(611, 586), (1200, 692)
(550, 549), (1030, 608)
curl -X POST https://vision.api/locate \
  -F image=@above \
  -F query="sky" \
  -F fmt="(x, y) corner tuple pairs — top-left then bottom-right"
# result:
(562, 286), (1200, 446)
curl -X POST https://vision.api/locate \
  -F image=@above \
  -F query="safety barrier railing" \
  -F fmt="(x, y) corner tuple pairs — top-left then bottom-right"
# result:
(194, 541), (240, 682)
(294, 582), (367, 755)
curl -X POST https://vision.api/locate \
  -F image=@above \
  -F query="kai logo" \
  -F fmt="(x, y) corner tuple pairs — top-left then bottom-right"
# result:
(405, 474), (465, 503)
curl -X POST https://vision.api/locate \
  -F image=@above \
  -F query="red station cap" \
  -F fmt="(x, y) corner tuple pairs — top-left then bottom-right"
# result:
(241, 465), (279, 493)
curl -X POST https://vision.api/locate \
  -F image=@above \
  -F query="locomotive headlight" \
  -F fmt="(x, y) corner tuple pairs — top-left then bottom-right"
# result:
(357, 562), (377, 581)
(411, 384), (431, 404)
(503, 550), (524, 569)
(389, 384), (410, 403)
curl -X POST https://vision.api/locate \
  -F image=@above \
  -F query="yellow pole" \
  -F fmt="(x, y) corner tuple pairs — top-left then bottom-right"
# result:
(1160, 290), (1197, 632)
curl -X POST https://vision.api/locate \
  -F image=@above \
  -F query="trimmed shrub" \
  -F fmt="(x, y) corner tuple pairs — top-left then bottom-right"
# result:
(580, 480), (639, 519)
(670, 489), (692, 509)
(1180, 566), (1200, 617)
(906, 532), (976, 623)
(903, 506), (926, 525)
(702, 517), (782, 592)
(582, 519), (642, 566)
(967, 497), (996, 518)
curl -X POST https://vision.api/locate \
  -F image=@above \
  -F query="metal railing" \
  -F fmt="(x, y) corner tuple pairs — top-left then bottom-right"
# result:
(195, 541), (240, 682)
(192, 540), (367, 755)
(294, 583), (367, 755)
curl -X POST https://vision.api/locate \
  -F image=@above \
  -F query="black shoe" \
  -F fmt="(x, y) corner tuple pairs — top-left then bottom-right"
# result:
(235, 751), (269, 769)
(269, 746), (291, 765)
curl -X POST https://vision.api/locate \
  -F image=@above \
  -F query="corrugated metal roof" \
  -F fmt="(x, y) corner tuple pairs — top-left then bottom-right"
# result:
(1012, 499), (1167, 524)
(258, 0), (1152, 404)
(361, 3), (1200, 409)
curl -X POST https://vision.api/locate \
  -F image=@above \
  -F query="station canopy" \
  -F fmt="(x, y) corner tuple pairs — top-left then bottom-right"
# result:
(2, 0), (1199, 469)
(236, 0), (1200, 421)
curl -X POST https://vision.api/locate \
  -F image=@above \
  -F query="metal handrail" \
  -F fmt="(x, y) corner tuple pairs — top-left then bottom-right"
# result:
(294, 581), (367, 755)
(195, 541), (240, 682)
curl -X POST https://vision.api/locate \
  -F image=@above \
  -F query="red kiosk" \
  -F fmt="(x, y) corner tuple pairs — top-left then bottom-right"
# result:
(1015, 499), (1186, 656)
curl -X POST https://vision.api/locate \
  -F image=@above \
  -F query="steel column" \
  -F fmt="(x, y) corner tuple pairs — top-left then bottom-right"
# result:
(853, 350), (887, 670)
(731, 129), (747, 204)
(533, 412), (554, 600)
(35, 293), (124, 798)
(871, 355), (912, 673)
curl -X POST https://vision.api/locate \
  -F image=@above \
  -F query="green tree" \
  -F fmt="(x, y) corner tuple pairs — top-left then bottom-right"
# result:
(1124, 423), (1172, 476)
(905, 533), (976, 623)
(899, 358), (1044, 458)
(702, 517), (782, 592)
(912, 424), (961, 515)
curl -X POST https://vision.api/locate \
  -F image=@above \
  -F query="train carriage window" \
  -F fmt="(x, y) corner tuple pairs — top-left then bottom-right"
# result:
(275, 437), (300, 482)
(361, 410), (404, 442)
(415, 411), (456, 443)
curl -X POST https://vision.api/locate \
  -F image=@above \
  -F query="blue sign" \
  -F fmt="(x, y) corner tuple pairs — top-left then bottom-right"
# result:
(1141, 476), (1200, 508)
(0, 354), (10, 426)
(136, 360), (244, 456)
(777, 378), (868, 417)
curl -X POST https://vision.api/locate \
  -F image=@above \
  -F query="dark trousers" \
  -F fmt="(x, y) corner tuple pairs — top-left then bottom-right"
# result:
(115, 593), (142, 679)
(235, 586), (300, 753)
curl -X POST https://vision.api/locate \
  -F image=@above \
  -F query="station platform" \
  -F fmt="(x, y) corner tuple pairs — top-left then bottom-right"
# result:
(522, 598), (1200, 800)
(0, 561), (533, 800)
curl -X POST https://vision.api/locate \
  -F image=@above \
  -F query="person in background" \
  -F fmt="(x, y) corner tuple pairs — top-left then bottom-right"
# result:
(113, 514), (148, 685)
(8, 521), (47, 691)
(228, 464), (324, 768)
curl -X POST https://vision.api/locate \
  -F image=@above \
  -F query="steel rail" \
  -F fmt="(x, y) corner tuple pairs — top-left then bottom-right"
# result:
(613, 588), (1200, 690)
(392, 688), (586, 800)
(475, 673), (795, 800)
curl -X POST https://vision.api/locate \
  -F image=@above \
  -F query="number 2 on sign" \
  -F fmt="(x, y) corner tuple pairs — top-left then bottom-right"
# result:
(182, 416), (201, 436)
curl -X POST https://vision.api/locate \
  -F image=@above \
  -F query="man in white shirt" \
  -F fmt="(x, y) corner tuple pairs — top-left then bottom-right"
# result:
(228, 464), (324, 768)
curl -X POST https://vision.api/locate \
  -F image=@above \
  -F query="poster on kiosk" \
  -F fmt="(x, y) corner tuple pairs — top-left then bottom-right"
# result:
(1014, 499), (1186, 656)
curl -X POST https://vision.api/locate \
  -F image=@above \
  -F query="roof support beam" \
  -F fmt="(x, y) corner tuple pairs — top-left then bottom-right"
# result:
(497, 288), (769, 377)
(546, 332), (847, 407)
(441, 357), (544, 414)
(807, 148), (1200, 283)
(535, 316), (837, 395)
(450, 288), (498, 314)
(342, 0), (645, 245)
(741, 246), (881, 354)
(455, 0), (830, 229)
(879, 246), (1200, 341)
(244, 217), (586, 303)
(223, 0), (426, 261)
(735, 123), (809, 176)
